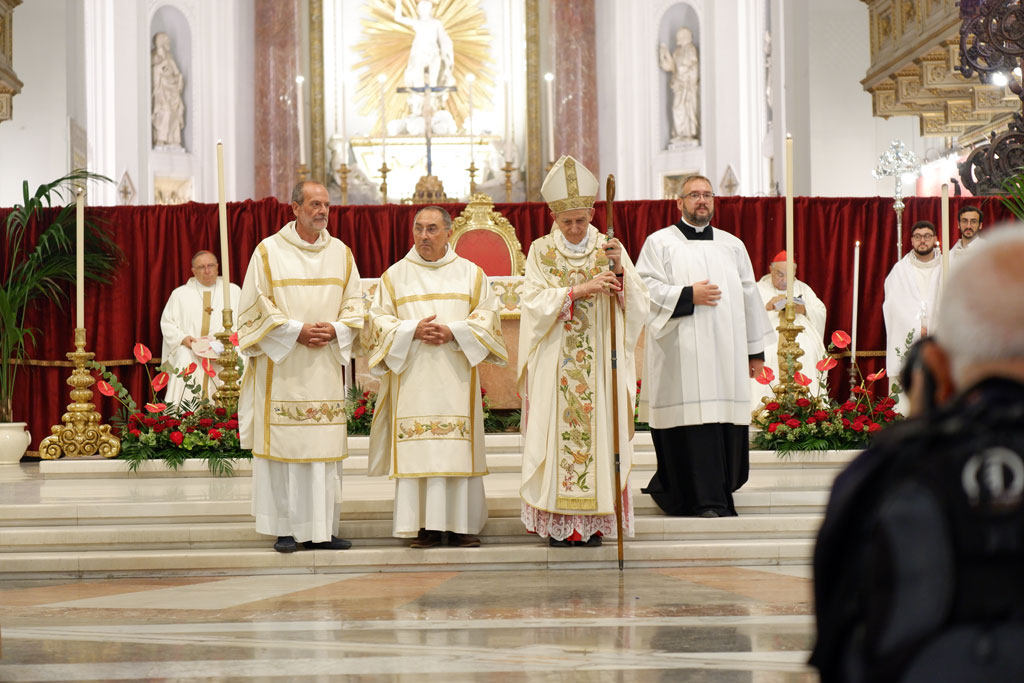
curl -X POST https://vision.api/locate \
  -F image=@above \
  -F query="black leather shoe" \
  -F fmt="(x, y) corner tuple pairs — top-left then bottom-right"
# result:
(304, 536), (352, 550)
(577, 535), (603, 547)
(273, 536), (298, 553)
(548, 537), (572, 547)
(410, 529), (443, 548)
(697, 510), (720, 518)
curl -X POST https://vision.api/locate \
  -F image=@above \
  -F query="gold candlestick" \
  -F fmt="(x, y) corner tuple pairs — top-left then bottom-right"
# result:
(773, 303), (808, 403)
(467, 161), (478, 196)
(380, 161), (390, 204)
(297, 163), (310, 181)
(40, 327), (121, 459)
(337, 163), (350, 205)
(502, 162), (515, 202)
(213, 309), (241, 414)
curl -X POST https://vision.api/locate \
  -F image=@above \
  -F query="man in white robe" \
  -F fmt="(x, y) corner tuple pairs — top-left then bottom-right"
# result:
(518, 155), (649, 547)
(751, 250), (828, 410)
(159, 250), (242, 406)
(949, 204), (984, 266)
(883, 220), (943, 412)
(637, 175), (771, 517)
(366, 206), (506, 548)
(237, 181), (364, 553)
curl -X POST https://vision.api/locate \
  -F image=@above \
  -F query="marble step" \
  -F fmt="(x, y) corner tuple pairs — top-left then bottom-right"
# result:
(0, 513), (825, 553)
(35, 441), (859, 478)
(0, 538), (816, 578)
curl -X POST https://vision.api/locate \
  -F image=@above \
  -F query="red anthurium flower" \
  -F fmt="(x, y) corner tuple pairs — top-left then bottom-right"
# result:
(831, 330), (851, 349)
(96, 380), (116, 397)
(229, 331), (239, 346)
(816, 357), (838, 372)
(182, 362), (198, 377)
(134, 343), (153, 364)
(201, 358), (217, 378)
(794, 372), (812, 387)
(867, 368), (886, 382)
(755, 366), (775, 385)
(145, 402), (167, 413)
(151, 372), (169, 392)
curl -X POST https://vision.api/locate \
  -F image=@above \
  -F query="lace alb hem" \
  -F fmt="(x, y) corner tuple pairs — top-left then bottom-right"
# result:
(521, 485), (634, 540)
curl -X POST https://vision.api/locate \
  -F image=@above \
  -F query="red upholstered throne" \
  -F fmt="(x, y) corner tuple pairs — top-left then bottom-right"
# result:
(449, 194), (526, 276)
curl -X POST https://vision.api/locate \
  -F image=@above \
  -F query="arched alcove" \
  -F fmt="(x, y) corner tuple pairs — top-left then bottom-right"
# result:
(150, 4), (192, 152)
(657, 3), (700, 151)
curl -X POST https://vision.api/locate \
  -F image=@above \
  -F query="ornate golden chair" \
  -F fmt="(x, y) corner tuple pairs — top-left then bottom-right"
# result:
(449, 193), (526, 276)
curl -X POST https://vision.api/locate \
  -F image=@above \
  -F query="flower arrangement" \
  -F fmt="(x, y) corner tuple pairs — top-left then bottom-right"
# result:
(751, 330), (903, 454)
(89, 342), (248, 475)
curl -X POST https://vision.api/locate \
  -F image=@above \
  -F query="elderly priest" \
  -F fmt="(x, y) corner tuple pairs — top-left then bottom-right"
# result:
(518, 155), (649, 547)
(237, 181), (365, 553)
(365, 206), (507, 549)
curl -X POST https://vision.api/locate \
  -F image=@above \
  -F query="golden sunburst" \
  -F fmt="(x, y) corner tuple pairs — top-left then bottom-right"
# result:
(352, 0), (495, 134)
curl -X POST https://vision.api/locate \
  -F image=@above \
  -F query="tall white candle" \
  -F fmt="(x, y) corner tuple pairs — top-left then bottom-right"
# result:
(296, 75), (306, 166)
(216, 142), (231, 308)
(852, 240), (860, 365)
(785, 133), (794, 303)
(941, 183), (950, 282)
(378, 73), (388, 161)
(544, 72), (555, 164)
(467, 73), (475, 165)
(504, 77), (513, 161)
(76, 188), (84, 329)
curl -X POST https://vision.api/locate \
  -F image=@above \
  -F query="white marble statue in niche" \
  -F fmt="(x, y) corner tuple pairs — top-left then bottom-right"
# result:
(659, 27), (700, 146)
(151, 32), (186, 150)
(395, 1), (455, 116)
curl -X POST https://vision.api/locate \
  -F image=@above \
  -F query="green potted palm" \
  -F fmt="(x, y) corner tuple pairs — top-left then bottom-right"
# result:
(0, 171), (121, 463)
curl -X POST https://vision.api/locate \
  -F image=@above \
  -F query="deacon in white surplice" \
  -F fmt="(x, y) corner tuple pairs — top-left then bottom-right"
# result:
(637, 174), (771, 517)
(882, 220), (943, 411)
(518, 156), (649, 547)
(751, 250), (827, 410)
(159, 250), (241, 406)
(949, 204), (984, 266)
(237, 181), (365, 554)
(366, 206), (507, 549)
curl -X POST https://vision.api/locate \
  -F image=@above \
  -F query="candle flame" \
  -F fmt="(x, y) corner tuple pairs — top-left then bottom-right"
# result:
(855, 240), (860, 246)
(377, 73), (387, 84)
(296, 75), (305, 85)
(544, 72), (554, 82)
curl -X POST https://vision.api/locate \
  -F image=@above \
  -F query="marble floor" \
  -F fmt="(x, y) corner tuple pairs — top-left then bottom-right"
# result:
(0, 566), (818, 682)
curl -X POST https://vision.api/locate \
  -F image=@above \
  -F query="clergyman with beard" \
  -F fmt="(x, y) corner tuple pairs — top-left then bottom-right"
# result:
(236, 180), (366, 553)
(882, 219), (943, 414)
(635, 175), (771, 517)
(949, 204), (984, 265)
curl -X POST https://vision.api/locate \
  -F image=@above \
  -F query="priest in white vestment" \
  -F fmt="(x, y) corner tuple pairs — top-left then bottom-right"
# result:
(751, 250), (828, 410)
(518, 155), (649, 547)
(237, 181), (365, 553)
(366, 206), (507, 548)
(883, 220), (943, 412)
(637, 175), (771, 517)
(949, 204), (984, 266)
(160, 250), (242, 406)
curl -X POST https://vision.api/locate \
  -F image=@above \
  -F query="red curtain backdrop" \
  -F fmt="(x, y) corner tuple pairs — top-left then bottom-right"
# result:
(1, 195), (1013, 451)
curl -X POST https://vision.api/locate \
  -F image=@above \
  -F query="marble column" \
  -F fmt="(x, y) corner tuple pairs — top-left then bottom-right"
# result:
(254, 0), (300, 201)
(551, 0), (599, 176)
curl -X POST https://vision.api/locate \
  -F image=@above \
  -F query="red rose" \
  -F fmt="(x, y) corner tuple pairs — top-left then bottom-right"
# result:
(842, 418), (851, 428)
(208, 429), (222, 440)
(230, 413), (238, 419)
(841, 401), (855, 412)
(779, 413), (792, 421)
(129, 428), (141, 438)
(186, 426), (196, 433)
(182, 412), (194, 419)
(362, 391), (371, 399)
(765, 402), (780, 411)
(806, 417), (817, 425)
(130, 412), (145, 424)
(868, 422), (882, 432)
(884, 409), (896, 420)
(198, 418), (214, 428)
(796, 398), (811, 408)
(152, 423), (166, 433)
(768, 422), (780, 433)
(814, 410), (829, 421)
(857, 404), (868, 413)
(142, 417), (157, 428)
(785, 418), (800, 428)
(226, 420), (239, 429)
(354, 406), (366, 419)
(169, 431), (184, 445)
(215, 407), (227, 417)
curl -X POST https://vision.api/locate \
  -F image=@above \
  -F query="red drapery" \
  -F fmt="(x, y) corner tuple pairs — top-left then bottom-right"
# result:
(1, 195), (1012, 450)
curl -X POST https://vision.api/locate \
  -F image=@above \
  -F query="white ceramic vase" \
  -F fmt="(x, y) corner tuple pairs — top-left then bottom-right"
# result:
(0, 422), (31, 464)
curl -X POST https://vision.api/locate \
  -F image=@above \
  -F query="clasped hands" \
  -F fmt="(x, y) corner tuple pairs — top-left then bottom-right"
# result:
(298, 322), (338, 348)
(414, 315), (454, 345)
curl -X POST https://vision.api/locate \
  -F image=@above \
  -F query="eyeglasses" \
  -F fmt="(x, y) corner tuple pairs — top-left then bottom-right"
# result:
(413, 225), (446, 236)
(193, 264), (218, 270)
(911, 234), (935, 241)
(684, 192), (715, 201)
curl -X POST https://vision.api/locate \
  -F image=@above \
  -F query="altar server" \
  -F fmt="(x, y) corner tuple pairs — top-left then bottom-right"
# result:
(366, 206), (507, 548)
(637, 175), (771, 517)
(159, 250), (241, 405)
(518, 155), (649, 546)
(237, 181), (364, 553)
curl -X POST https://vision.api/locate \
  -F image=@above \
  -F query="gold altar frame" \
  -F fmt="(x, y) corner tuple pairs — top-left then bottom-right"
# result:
(308, 0), (543, 200)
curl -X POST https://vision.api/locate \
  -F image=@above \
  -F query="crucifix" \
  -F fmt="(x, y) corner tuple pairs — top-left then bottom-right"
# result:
(397, 68), (456, 176)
